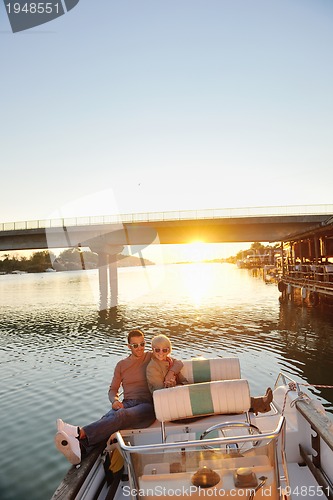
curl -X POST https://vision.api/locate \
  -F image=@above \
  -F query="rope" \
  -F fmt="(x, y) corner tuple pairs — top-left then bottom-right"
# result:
(280, 381), (333, 415)
(299, 383), (333, 389)
(281, 384), (298, 415)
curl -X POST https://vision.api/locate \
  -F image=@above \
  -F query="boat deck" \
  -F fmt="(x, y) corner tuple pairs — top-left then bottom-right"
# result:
(52, 368), (333, 500)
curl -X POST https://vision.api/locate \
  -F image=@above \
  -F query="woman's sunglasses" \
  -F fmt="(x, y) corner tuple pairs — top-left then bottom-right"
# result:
(153, 347), (170, 353)
(128, 342), (145, 349)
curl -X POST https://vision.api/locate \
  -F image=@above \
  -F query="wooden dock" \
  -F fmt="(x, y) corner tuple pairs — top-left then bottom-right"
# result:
(277, 217), (333, 305)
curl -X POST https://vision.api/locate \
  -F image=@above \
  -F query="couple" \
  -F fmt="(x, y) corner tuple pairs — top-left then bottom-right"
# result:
(55, 329), (273, 465)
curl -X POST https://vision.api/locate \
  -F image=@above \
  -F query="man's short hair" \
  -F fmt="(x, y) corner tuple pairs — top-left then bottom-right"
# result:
(127, 329), (144, 344)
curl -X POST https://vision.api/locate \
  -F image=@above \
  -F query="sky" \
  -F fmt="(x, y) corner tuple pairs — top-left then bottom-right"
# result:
(1, 0), (333, 260)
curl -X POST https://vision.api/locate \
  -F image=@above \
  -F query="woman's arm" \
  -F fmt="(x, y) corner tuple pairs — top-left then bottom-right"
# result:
(146, 360), (166, 393)
(164, 357), (184, 386)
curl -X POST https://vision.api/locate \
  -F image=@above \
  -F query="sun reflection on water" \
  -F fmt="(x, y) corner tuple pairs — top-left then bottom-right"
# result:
(180, 262), (214, 305)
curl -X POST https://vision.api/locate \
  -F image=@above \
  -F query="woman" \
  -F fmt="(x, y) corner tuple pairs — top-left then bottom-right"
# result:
(146, 334), (188, 393)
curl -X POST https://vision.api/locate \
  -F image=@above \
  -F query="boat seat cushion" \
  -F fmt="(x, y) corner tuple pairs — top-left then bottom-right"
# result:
(153, 379), (251, 422)
(180, 357), (241, 384)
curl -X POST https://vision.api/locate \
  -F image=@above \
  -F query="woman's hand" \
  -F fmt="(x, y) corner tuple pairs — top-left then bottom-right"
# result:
(164, 371), (176, 388)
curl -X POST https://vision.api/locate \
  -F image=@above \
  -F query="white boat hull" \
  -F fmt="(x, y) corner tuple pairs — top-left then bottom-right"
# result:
(52, 370), (333, 500)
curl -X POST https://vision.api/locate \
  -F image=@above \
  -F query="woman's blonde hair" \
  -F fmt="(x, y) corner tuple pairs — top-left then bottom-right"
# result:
(151, 334), (172, 352)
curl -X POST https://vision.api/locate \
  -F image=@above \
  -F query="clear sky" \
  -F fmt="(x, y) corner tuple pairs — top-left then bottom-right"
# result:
(1, 1), (332, 241)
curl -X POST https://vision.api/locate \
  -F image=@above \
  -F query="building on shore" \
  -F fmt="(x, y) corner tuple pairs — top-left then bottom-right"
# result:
(277, 216), (333, 306)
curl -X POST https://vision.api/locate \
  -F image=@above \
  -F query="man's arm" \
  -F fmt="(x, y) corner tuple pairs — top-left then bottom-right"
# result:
(164, 358), (183, 387)
(108, 362), (124, 409)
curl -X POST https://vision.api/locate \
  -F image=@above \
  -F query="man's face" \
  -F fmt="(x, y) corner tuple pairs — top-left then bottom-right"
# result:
(128, 335), (146, 358)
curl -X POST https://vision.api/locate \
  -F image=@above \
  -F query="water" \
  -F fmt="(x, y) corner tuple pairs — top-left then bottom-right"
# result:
(1, 263), (333, 500)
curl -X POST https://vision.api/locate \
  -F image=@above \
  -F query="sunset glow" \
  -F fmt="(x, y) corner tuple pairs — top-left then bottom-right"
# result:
(181, 262), (213, 305)
(186, 241), (206, 262)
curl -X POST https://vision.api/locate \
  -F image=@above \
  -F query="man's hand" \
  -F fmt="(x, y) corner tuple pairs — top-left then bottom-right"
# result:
(164, 370), (176, 388)
(112, 400), (124, 410)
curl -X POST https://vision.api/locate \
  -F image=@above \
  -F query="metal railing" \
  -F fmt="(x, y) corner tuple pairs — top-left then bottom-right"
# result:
(1, 204), (333, 232)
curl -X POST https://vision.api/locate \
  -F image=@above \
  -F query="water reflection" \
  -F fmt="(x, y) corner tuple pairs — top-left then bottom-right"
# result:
(177, 263), (216, 306)
(97, 306), (124, 330)
(1, 264), (333, 500)
(277, 300), (333, 403)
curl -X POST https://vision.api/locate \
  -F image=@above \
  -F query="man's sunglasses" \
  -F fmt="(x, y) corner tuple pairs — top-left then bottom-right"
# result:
(153, 347), (170, 353)
(128, 341), (145, 349)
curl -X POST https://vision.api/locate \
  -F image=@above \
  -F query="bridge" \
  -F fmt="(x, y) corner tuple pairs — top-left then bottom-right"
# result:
(2, 204), (332, 310)
(1, 204), (333, 252)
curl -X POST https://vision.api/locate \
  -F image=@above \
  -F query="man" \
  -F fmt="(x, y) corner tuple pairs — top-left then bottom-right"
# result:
(55, 329), (182, 465)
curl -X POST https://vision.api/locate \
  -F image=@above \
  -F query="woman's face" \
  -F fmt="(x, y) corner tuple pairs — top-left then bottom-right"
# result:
(152, 345), (170, 361)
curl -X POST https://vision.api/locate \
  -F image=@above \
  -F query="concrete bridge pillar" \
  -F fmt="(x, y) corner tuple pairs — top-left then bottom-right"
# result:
(98, 252), (109, 311)
(108, 254), (119, 309)
(91, 243), (124, 310)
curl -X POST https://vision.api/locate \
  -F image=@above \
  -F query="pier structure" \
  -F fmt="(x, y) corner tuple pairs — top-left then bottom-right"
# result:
(278, 217), (333, 305)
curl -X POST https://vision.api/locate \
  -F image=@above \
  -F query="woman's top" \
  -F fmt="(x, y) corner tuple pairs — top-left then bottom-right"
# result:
(146, 356), (188, 393)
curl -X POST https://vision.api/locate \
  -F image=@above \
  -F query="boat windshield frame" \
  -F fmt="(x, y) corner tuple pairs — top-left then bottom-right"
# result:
(116, 415), (285, 453)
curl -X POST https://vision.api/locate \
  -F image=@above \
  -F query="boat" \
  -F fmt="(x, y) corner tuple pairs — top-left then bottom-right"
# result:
(52, 357), (333, 500)
(237, 255), (273, 269)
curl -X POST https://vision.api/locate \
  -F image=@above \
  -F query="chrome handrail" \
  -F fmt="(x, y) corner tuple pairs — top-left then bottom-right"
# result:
(116, 415), (285, 453)
(117, 416), (289, 500)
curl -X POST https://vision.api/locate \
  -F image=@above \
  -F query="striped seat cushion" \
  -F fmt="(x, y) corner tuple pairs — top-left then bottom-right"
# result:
(153, 379), (251, 422)
(180, 357), (241, 384)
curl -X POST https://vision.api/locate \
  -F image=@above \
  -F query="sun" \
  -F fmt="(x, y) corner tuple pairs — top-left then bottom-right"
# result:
(185, 240), (206, 262)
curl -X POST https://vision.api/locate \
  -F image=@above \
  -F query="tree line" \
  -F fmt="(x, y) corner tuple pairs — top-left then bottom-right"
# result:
(0, 249), (98, 274)
(0, 242), (279, 274)
(226, 242), (281, 264)
(0, 248), (154, 273)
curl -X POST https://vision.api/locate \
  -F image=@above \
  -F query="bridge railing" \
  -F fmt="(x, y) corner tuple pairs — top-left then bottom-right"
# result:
(1, 204), (333, 232)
